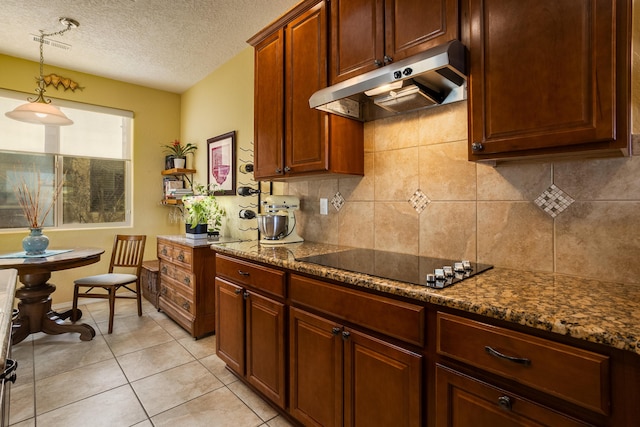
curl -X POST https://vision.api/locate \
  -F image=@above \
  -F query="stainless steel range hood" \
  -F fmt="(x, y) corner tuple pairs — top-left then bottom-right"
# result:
(309, 40), (467, 122)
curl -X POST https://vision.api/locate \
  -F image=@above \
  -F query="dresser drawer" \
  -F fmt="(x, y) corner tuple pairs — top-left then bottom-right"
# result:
(160, 283), (195, 315)
(289, 274), (424, 346)
(216, 254), (285, 298)
(160, 263), (195, 291)
(436, 312), (610, 414)
(157, 242), (193, 269)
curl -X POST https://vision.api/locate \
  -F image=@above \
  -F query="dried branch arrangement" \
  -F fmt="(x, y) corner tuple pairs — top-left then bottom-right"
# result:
(13, 168), (64, 228)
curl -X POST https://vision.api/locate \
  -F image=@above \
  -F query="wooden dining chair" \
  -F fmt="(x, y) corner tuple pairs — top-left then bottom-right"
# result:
(71, 234), (147, 333)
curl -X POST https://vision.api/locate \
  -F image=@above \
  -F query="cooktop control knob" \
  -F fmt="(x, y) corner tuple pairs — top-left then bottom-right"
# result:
(434, 269), (445, 280)
(443, 266), (454, 277)
(462, 260), (472, 270)
(454, 262), (465, 273)
(394, 70), (402, 79)
(426, 273), (436, 283)
(403, 67), (413, 76)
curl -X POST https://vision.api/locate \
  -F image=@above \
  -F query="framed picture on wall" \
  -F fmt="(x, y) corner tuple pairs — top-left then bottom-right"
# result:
(207, 131), (236, 196)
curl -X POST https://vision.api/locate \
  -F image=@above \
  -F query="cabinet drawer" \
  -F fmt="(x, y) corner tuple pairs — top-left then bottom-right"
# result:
(159, 296), (194, 334)
(289, 274), (424, 346)
(157, 242), (193, 269)
(436, 312), (610, 415)
(216, 255), (285, 298)
(435, 364), (590, 427)
(160, 283), (195, 315)
(160, 263), (195, 291)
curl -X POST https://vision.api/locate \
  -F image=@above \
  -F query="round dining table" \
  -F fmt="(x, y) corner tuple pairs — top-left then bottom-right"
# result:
(0, 248), (105, 344)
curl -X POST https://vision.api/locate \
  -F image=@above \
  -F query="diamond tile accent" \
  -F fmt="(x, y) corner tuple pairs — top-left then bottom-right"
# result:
(331, 192), (345, 211)
(409, 189), (430, 214)
(534, 184), (574, 218)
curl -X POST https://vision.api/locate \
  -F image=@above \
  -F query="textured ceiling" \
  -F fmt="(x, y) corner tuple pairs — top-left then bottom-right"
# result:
(0, 0), (300, 93)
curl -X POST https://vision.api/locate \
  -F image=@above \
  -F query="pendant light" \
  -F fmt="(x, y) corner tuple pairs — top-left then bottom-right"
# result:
(5, 17), (79, 126)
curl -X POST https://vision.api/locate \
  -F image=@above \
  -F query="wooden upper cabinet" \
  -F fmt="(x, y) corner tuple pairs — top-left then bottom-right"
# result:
(331, 0), (459, 83)
(467, 0), (631, 162)
(253, 30), (284, 180)
(250, 0), (363, 181)
(285, 2), (329, 175)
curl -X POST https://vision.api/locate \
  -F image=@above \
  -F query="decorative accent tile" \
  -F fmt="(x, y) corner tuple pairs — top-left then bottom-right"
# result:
(331, 192), (345, 211)
(409, 189), (430, 214)
(534, 184), (574, 218)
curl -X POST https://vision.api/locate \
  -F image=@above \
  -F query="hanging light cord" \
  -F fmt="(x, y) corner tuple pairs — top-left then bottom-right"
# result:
(30, 19), (78, 104)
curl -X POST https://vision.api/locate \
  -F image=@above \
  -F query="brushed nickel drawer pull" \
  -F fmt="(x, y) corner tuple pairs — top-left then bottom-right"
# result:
(238, 270), (250, 276)
(485, 346), (531, 366)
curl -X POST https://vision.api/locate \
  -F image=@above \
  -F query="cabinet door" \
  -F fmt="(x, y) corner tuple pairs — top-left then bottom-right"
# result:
(435, 365), (590, 427)
(285, 1), (329, 175)
(385, 0), (459, 63)
(254, 29), (284, 180)
(330, 0), (384, 83)
(214, 278), (245, 375)
(343, 329), (422, 427)
(467, 0), (623, 160)
(289, 307), (343, 427)
(245, 291), (286, 409)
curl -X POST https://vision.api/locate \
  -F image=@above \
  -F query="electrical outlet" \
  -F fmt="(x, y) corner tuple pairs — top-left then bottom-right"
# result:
(320, 198), (328, 215)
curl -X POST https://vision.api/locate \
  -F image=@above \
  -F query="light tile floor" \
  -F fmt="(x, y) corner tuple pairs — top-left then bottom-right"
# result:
(9, 298), (294, 427)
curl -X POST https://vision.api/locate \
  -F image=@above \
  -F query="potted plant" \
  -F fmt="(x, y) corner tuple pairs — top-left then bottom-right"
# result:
(161, 139), (198, 169)
(182, 183), (226, 240)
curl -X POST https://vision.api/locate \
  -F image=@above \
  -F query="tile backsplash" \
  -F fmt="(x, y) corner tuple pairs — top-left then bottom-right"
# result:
(285, 102), (640, 285)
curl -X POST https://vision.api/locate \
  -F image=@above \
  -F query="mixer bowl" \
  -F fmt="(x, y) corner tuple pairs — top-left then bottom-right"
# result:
(257, 214), (289, 240)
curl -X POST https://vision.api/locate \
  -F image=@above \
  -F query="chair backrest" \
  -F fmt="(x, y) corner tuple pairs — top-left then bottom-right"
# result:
(108, 235), (147, 276)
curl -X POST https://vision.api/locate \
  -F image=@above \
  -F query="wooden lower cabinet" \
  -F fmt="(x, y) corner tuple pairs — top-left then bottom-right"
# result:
(289, 307), (422, 427)
(157, 237), (215, 338)
(435, 364), (589, 427)
(215, 277), (286, 409)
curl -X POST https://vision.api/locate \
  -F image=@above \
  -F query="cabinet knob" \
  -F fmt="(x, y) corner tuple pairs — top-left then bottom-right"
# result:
(243, 291), (249, 300)
(238, 270), (250, 277)
(284, 166), (291, 173)
(342, 331), (351, 340)
(161, 287), (167, 296)
(183, 276), (190, 285)
(177, 253), (184, 262)
(182, 301), (190, 311)
(275, 168), (282, 174)
(161, 266), (167, 274)
(497, 395), (512, 411)
(472, 142), (484, 152)
(374, 59), (382, 67)
(383, 55), (393, 64)
(234, 288), (243, 295)
(331, 327), (341, 335)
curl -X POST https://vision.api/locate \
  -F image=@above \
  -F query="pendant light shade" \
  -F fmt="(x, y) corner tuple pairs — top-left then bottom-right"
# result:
(5, 99), (73, 126)
(6, 17), (78, 127)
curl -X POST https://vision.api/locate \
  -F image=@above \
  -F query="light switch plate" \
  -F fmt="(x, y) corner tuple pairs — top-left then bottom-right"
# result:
(320, 198), (328, 215)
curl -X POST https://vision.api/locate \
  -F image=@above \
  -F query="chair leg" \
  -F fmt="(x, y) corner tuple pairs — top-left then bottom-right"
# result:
(136, 280), (142, 317)
(108, 287), (116, 334)
(71, 284), (80, 322)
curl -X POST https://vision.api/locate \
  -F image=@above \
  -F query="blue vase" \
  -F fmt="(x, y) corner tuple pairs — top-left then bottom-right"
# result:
(22, 228), (49, 255)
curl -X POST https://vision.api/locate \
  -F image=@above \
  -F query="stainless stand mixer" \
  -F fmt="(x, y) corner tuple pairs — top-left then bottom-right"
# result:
(257, 195), (304, 245)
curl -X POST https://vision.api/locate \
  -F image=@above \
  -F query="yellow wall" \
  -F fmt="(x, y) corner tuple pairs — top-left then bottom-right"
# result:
(181, 47), (282, 241)
(0, 54), (182, 304)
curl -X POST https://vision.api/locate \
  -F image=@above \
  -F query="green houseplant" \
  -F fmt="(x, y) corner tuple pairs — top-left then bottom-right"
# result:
(162, 140), (197, 169)
(182, 183), (226, 236)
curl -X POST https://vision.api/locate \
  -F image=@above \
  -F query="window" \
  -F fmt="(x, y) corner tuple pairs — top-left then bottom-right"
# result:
(0, 89), (133, 229)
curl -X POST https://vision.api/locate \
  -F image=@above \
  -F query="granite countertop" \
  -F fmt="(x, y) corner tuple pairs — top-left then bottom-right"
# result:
(0, 269), (17, 362)
(211, 241), (640, 356)
(158, 235), (240, 248)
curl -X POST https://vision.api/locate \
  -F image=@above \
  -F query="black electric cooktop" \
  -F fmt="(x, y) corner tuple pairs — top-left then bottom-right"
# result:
(296, 249), (493, 289)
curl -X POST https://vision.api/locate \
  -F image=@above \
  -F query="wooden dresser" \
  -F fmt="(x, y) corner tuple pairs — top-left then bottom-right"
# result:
(157, 236), (216, 338)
